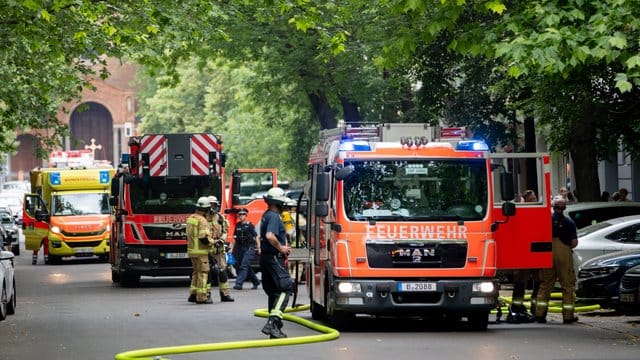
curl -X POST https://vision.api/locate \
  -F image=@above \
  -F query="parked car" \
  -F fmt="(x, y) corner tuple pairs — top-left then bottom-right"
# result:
(0, 192), (23, 225)
(0, 213), (20, 255)
(573, 215), (640, 270)
(0, 242), (16, 321)
(618, 264), (640, 314)
(576, 249), (640, 309)
(565, 201), (640, 229)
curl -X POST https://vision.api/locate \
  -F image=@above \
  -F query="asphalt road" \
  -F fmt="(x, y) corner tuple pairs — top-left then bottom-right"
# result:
(2, 238), (640, 360)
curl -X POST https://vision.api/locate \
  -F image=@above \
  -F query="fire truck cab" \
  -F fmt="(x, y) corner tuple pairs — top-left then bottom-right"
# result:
(304, 122), (552, 330)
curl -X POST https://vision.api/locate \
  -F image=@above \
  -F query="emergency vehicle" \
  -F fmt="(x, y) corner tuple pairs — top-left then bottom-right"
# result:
(109, 133), (225, 287)
(304, 122), (553, 330)
(23, 153), (115, 264)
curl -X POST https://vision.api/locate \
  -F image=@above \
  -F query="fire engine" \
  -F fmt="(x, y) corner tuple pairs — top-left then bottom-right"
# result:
(23, 151), (115, 264)
(303, 122), (552, 330)
(109, 133), (225, 287)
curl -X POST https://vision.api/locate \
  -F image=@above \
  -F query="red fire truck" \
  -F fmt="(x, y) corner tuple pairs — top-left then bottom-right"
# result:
(109, 133), (225, 287)
(304, 122), (552, 330)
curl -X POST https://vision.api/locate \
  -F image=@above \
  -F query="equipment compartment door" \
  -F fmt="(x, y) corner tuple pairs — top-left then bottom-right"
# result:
(490, 153), (552, 270)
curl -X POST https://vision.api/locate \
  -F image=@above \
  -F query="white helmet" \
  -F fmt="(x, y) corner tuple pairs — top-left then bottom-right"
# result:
(285, 198), (297, 207)
(264, 187), (291, 205)
(552, 195), (567, 206)
(196, 196), (210, 209)
(207, 195), (219, 206)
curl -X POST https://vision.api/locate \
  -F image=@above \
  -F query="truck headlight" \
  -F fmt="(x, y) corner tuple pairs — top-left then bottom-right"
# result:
(472, 282), (495, 293)
(51, 226), (61, 234)
(337, 282), (362, 294)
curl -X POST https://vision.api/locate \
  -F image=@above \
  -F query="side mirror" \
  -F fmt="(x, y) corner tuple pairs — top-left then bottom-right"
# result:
(110, 178), (119, 197)
(109, 196), (118, 207)
(315, 203), (328, 218)
(502, 202), (516, 217)
(232, 174), (241, 195)
(335, 166), (354, 181)
(316, 173), (330, 201)
(34, 208), (50, 222)
(500, 172), (515, 201)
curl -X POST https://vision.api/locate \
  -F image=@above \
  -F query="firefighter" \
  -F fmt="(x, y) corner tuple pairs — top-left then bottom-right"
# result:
(259, 187), (293, 339)
(535, 195), (579, 324)
(186, 197), (213, 304)
(206, 195), (234, 302)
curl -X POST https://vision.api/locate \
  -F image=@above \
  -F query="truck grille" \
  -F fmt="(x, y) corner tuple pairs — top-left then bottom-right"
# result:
(366, 241), (467, 268)
(61, 229), (106, 237)
(143, 225), (187, 240)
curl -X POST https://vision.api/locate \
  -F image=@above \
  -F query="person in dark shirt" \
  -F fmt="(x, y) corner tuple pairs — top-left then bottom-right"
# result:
(232, 208), (261, 290)
(535, 196), (579, 324)
(259, 187), (293, 339)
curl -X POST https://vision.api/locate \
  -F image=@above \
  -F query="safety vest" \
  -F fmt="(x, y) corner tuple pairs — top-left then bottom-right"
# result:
(187, 213), (210, 256)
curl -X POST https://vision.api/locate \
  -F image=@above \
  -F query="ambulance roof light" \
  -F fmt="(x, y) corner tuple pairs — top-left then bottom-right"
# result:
(339, 140), (372, 151)
(456, 140), (489, 151)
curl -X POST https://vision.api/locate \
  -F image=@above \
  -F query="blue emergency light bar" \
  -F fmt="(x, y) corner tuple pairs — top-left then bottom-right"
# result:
(339, 140), (372, 151)
(455, 140), (489, 151)
(50, 172), (61, 185)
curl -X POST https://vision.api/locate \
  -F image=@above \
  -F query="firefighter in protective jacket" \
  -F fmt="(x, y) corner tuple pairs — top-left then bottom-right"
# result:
(207, 195), (235, 302)
(187, 197), (213, 304)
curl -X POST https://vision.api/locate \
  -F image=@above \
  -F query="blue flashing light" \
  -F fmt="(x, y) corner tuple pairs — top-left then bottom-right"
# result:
(456, 140), (489, 151)
(339, 140), (372, 151)
(100, 170), (110, 184)
(50, 172), (61, 185)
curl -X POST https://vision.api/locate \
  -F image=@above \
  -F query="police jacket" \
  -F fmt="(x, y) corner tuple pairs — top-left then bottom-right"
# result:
(552, 212), (577, 247)
(186, 213), (210, 256)
(234, 221), (257, 248)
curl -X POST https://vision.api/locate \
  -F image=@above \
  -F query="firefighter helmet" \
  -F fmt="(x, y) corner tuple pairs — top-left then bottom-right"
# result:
(196, 196), (210, 210)
(207, 195), (220, 206)
(264, 187), (291, 206)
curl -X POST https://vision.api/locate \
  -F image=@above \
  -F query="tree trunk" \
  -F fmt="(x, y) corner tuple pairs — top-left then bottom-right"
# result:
(569, 102), (601, 201)
(340, 96), (361, 124)
(308, 91), (337, 129)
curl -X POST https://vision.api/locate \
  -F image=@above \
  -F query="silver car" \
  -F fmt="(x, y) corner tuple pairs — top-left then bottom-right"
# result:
(574, 215), (640, 270)
(0, 242), (16, 321)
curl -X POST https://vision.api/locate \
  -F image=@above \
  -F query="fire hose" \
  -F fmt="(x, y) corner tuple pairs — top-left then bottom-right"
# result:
(113, 304), (340, 360)
(496, 292), (601, 314)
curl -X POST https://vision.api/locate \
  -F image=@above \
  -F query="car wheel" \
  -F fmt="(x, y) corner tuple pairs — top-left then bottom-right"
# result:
(0, 281), (7, 321)
(12, 244), (20, 256)
(7, 278), (15, 315)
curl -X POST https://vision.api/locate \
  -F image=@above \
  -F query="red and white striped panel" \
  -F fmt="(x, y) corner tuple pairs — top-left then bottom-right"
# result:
(139, 135), (168, 176)
(191, 133), (220, 175)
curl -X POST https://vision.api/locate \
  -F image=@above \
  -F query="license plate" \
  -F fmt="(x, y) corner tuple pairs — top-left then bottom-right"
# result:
(619, 293), (635, 303)
(165, 252), (188, 259)
(74, 247), (93, 255)
(397, 282), (437, 292)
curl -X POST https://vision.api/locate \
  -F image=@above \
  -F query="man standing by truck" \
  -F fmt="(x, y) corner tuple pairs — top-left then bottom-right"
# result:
(207, 196), (234, 302)
(187, 197), (213, 304)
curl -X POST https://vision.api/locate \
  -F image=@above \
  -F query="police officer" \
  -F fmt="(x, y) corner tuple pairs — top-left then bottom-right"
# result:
(232, 208), (261, 290)
(259, 187), (293, 339)
(206, 195), (234, 302)
(187, 197), (213, 304)
(535, 195), (579, 324)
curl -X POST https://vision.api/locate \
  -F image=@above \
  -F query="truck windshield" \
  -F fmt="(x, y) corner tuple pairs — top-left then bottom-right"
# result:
(342, 159), (488, 221)
(52, 193), (111, 216)
(128, 176), (222, 215)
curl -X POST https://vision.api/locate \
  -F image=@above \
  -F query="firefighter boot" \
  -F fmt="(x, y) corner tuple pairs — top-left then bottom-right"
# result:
(32, 254), (37, 265)
(188, 294), (196, 303)
(261, 317), (287, 339)
(220, 292), (235, 302)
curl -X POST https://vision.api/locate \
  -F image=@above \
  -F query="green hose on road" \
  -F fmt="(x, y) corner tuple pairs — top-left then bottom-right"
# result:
(114, 304), (340, 360)
(496, 292), (601, 314)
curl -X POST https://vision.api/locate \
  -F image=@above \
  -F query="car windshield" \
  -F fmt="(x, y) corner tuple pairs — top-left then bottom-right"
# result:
(342, 158), (488, 221)
(577, 221), (614, 237)
(52, 193), (110, 216)
(1, 216), (12, 224)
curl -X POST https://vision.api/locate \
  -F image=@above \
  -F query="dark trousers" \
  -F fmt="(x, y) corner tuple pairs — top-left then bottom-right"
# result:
(260, 253), (293, 318)
(234, 247), (260, 287)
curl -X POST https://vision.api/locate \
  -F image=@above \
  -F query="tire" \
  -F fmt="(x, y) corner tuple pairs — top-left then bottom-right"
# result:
(0, 281), (7, 321)
(326, 290), (354, 330)
(11, 244), (19, 256)
(47, 255), (62, 265)
(467, 311), (489, 331)
(7, 279), (15, 315)
(111, 270), (120, 283)
(310, 300), (327, 321)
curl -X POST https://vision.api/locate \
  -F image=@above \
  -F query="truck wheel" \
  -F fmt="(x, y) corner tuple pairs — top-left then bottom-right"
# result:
(47, 255), (61, 265)
(111, 270), (120, 283)
(120, 272), (140, 288)
(467, 311), (489, 331)
(98, 254), (108, 263)
(327, 292), (354, 330)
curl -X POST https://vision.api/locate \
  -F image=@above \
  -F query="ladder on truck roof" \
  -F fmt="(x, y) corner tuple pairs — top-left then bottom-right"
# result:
(318, 121), (467, 145)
